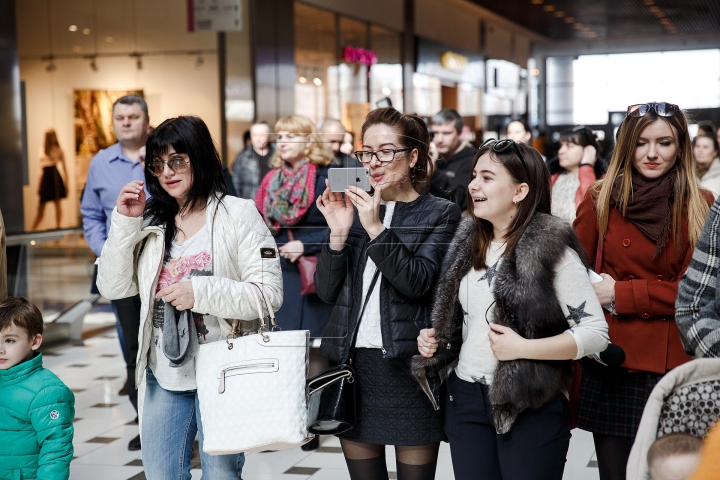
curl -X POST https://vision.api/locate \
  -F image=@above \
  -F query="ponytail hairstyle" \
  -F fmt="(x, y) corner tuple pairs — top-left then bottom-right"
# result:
(360, 107), (434, 192)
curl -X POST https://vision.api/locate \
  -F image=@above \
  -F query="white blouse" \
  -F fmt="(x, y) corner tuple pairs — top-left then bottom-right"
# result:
(355, 202), (396, 350)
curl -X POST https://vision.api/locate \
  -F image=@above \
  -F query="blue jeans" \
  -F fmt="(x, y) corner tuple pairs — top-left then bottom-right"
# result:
(142, 369), (245, 479)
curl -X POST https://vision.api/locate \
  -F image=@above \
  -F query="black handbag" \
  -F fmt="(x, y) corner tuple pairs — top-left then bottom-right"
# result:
(306, 269), (380, 435)
(307, 364), (356, 434)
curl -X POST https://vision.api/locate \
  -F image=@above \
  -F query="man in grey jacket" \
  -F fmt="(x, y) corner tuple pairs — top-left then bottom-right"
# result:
(676, 197), (720, 358)
(231, 121), (273, 199)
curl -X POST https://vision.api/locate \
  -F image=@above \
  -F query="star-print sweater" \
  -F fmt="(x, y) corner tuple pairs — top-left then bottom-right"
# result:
(456, 242), (609, 385)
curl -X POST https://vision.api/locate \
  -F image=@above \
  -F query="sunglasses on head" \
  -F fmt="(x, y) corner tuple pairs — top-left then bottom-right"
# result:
(480, 138), (528, 170)
(626, 102), (679, 118)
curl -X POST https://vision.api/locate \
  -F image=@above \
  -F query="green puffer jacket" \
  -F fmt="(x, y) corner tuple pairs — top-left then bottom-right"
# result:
(0, 353), (74, 480)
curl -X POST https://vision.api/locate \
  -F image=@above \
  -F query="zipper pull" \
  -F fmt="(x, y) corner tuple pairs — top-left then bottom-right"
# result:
(381, 347), (386, 354)
(218, 370), (226, 394)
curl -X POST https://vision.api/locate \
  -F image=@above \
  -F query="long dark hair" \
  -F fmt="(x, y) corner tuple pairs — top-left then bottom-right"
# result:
(468, 142), (551, 270)
(360, 107), (433, 192)
(144, 116), (227, 255)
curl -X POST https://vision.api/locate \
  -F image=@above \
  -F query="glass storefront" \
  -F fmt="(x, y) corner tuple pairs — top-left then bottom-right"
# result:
(294, 2), (403, 144)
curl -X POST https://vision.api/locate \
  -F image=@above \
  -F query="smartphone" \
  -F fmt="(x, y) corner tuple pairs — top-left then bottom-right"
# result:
(329, 167), (371, 193)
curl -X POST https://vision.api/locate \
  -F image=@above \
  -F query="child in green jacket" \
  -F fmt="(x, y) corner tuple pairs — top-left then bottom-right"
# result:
(0, 297), (74, 480)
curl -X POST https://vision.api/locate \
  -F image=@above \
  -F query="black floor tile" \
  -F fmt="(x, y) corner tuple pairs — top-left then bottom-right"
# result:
(86, 436), (119, 444)
(285, 466), (320, 475)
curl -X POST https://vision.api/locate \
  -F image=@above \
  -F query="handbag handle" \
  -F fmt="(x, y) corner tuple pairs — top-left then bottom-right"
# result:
(228, 283), (270, 344)
(249, 282), (280, 330)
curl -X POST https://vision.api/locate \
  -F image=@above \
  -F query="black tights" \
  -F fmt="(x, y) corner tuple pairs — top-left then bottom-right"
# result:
(340, 439), (439, 480)
(593, 433), (634, 480)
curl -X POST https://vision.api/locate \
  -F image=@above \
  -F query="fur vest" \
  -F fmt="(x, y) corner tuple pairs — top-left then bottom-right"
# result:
(411, 213), (588, 433)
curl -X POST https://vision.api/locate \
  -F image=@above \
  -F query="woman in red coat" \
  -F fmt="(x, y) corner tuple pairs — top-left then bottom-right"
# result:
(573, 102), (712, 480)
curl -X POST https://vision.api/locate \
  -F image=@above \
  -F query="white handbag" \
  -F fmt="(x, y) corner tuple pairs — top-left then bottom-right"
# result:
(195, 282), (311, 455)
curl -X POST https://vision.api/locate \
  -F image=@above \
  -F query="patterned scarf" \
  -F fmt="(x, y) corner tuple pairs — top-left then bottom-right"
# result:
(610, 168), (677, 259)
(255, 160), (317, 235)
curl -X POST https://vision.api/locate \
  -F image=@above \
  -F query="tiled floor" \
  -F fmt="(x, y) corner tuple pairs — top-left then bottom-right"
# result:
(42, 331), (601, 479)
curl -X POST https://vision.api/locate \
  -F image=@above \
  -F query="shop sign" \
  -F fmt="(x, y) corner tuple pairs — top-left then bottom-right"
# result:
(440, 51), (468, 73)
(187, 0), (242, 32)
(343, 46), (378, 67)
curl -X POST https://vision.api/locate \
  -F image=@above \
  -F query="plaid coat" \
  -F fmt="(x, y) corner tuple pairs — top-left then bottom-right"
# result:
(676, 196), (720, 358)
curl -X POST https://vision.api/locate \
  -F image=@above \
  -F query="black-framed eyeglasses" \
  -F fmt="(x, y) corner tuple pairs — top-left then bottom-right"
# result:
(353, 147), (413, 165)
(480, 138), (528, 170)
(627, 102), (679, 118)
(147, 156), (190, 177)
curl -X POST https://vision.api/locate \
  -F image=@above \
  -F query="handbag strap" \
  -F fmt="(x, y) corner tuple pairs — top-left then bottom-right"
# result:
(347, 268), (381, 362)
(594, 235), (603, 273)
(249, 282), (279, 330)
(229, 283), (267, 339)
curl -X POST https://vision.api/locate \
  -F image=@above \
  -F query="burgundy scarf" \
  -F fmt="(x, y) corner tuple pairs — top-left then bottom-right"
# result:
(610, 169), (677, 259)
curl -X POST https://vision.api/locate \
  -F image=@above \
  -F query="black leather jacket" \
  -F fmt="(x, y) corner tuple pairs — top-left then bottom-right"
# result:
(316, 194), (461, 365)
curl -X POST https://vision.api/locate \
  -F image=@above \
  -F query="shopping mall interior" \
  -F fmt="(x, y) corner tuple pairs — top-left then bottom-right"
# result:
(1, 0), (720, 478)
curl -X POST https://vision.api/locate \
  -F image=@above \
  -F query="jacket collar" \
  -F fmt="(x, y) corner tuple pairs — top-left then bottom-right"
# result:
(0, 352), (42, 386)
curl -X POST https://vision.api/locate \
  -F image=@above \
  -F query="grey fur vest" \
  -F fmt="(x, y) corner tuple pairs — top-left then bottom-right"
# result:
(410, 213), (588, 433)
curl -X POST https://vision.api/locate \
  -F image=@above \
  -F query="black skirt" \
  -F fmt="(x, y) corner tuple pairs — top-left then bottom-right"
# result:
(337, 348), (445, 446)
(577, 359), (662, 438)
(39, 165), (67, 203)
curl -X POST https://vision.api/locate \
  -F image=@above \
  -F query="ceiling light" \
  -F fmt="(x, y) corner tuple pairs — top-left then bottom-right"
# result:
(564, 17), (574, 23)
(83, 28), (91, 35)
(659, 18), (670, 25)
(554, 11), (565, 18)
(644, 0), (654, 4)
(382, 87), (391, 95)
(72, 45), (82, 53)
(69, 25), (78, 32)
(313, 77), (322, 86)
(298, 76), (307, 84)
(530, 68), (540, 76)
(573, 23), (583, 29)
(543, 5), (555, 12)
(531, 0), (543, 4)
(105, 36), (113, 43)
(649, 6), (661, 13)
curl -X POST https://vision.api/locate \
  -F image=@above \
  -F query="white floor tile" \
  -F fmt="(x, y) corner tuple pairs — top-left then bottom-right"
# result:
(69, 464), (143, 480)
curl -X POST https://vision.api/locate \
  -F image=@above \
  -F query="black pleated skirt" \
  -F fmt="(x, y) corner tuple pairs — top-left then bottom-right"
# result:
(577, 359), (663, 438)
(337, 348), (446, 446)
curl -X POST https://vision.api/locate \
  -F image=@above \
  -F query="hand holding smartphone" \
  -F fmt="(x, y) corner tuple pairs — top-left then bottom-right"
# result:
(328, 167), (371, 193)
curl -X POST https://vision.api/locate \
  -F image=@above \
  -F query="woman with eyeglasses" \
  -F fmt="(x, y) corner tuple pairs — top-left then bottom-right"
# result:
(551, 127), (605, 223)
(412, 138), (608, 480)
(96, 116), (283, 479)
(254, 115), (335, 339)
(572, 102), (713, 480)
(315, 107), (461, 480)
(692, 134), (720, 198)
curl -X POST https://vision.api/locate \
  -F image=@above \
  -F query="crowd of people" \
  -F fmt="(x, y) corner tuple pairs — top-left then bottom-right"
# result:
(4, 95), (720, 480)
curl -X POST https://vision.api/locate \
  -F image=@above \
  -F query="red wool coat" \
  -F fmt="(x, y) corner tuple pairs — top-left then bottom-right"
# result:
(573, 189), (714, 374)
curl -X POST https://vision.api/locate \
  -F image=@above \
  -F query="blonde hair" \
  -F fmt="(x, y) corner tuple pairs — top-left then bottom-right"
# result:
(592, 109), (709, 253)
(270, 115), (334, 168)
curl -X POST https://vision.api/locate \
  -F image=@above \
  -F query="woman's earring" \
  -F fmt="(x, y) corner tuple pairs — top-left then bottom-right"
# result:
(513, 199), (518, 205)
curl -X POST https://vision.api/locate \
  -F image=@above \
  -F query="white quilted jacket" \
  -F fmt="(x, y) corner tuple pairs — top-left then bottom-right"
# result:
(96, 195), (283, 432)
